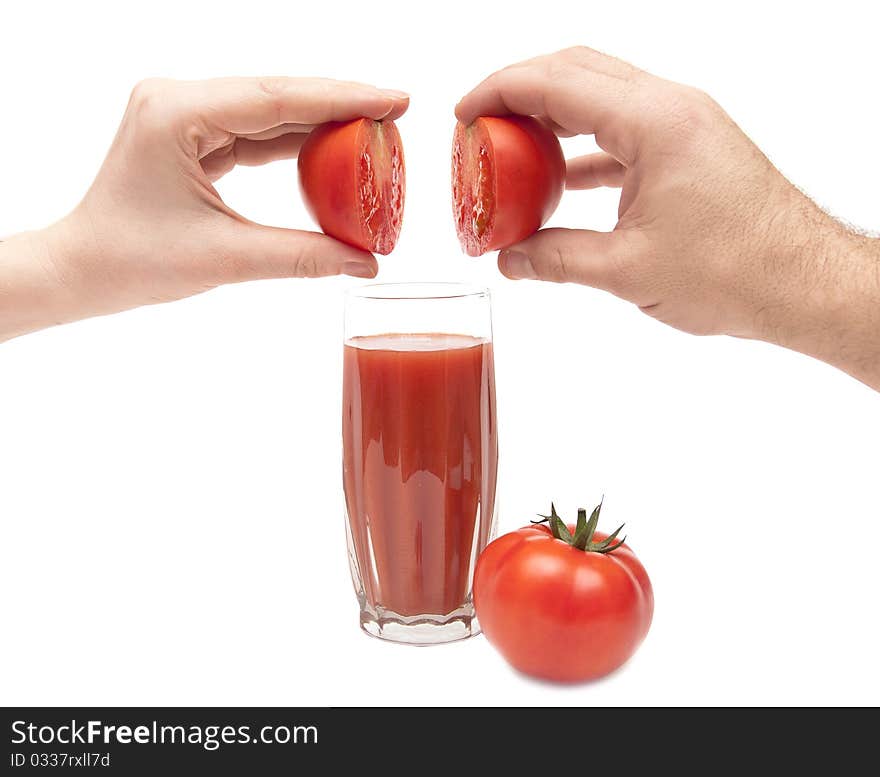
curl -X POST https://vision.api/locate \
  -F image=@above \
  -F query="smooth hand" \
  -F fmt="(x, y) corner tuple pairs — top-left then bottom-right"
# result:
(0, 78), (408, 340)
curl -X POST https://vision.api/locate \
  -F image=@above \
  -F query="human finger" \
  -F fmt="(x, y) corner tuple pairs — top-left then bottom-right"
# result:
(566, 152), (626, 189)
(498, 226), (640, 296)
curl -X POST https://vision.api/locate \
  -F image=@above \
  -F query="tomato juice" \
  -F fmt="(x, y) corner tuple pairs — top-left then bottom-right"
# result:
(342, 333), (497, 623)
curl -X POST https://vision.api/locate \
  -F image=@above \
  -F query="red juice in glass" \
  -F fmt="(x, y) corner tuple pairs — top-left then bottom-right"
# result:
(342, 287), (497, 644)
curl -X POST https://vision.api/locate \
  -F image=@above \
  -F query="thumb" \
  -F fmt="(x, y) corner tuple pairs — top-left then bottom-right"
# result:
(497, 227), (636, 294)
(216, 222), (378, 283)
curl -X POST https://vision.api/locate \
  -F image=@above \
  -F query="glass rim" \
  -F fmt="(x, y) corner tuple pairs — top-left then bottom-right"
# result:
(345, 282), (490, 301)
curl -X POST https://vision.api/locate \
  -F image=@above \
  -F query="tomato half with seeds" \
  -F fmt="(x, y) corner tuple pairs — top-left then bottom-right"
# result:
(298, 118), (405, 255)
(452, 115), (565, 257)
(473, 502), (653, 683)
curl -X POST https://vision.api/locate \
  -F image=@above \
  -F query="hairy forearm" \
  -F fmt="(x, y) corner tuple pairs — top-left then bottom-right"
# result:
(760, 209), (880, 390)
(0, 219), (83, 343)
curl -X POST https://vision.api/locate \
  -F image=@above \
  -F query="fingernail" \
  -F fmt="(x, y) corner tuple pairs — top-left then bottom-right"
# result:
(500, 250), (537, 280)
(343, 260), (377, 279)
(381, 88), (410, 100)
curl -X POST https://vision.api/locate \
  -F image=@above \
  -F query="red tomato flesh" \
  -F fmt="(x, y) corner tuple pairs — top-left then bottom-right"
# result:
(298, 118), (405, 255)
(452, 116), (565, 257)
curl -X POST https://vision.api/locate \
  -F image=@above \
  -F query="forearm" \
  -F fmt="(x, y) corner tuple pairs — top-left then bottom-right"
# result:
(0, 218), (85, 343)
(759, 210), (880, 390)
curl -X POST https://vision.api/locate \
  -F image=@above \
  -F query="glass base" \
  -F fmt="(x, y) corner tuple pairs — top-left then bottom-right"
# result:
(359, 604), (480, 646)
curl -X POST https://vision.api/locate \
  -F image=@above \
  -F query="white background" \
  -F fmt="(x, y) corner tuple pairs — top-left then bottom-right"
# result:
(2, 0), (878, 706)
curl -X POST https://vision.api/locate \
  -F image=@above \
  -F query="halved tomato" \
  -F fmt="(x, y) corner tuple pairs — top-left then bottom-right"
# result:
(452, 116), (565, 257)
(298, 118), (405, 255)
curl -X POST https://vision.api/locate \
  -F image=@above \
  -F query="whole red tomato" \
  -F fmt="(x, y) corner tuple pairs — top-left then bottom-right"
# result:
(298, 118), (405, 255)
(474, 502), (653, 683)
(452, 115), (565, 256)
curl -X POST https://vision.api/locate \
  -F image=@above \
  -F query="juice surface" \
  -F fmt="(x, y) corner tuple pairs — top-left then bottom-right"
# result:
(342, 333), (497, 616)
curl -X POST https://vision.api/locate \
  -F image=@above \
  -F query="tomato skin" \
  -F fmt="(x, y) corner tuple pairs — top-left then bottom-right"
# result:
(473, 524), (653, 683)
(453, 116), (565, 256)
(298, 118), (404, 255)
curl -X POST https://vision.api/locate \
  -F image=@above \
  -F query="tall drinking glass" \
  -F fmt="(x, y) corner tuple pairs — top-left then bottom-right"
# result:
(342, 283), (498, 645)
